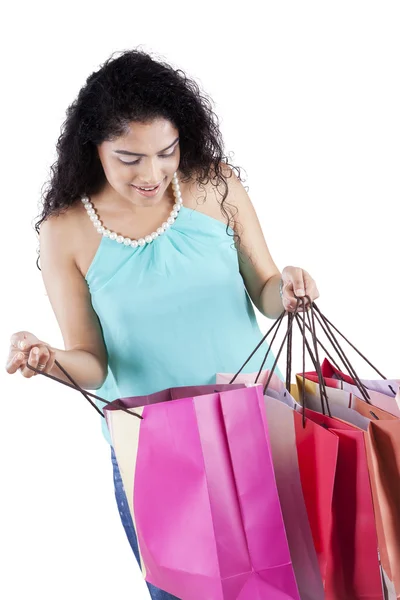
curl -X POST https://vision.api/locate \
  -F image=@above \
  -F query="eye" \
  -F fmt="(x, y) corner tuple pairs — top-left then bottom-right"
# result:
(120, 157), (141, 166)
(159, 147), (177, 159)
(120, 147), (177, 166)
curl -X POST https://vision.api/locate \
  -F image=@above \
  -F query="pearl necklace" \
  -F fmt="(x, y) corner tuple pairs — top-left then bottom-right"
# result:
(81, 171), (183, 248)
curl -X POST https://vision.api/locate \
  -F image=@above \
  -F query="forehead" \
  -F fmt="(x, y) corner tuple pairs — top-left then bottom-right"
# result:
(112, 118), (179, 150)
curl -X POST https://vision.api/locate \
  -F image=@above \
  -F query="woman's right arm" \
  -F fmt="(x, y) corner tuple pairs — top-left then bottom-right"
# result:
(6, 214), (108, 390)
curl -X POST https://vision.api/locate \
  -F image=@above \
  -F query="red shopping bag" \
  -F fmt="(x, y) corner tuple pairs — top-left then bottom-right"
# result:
(298, 373), (400, 599)
(295, 404), (383, 599)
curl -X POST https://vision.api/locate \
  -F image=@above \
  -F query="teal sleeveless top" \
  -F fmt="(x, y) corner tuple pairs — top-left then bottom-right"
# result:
(85, 205), (282, 445)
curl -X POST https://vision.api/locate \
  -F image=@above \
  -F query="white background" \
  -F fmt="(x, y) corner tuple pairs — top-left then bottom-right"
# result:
(1, 1), (399, 598)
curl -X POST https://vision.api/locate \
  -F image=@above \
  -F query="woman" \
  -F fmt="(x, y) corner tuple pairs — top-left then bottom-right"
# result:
(6, 49), (319, 599)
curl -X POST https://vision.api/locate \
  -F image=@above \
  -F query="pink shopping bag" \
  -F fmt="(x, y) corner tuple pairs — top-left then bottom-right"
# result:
(104, 383), (300, 600)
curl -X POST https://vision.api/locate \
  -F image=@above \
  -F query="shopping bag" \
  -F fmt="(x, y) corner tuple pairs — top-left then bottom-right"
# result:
(319, 357), (399, 397)
(326, 357), (400, 423)
(297, 375), (400, 598)
(297, 406), (383, 599)
(216, 371), (324, 600)
(366, 418), (400, 599)
(303, 358), (400, 417)
(292, 406), (338, 592)
(104, 383), (300, 600)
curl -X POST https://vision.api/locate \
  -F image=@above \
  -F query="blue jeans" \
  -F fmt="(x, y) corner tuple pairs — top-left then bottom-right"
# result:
(111, 445), (180, 600)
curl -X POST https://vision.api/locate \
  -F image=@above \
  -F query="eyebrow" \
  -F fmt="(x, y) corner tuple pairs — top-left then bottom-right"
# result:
(114, 137), (180, 157)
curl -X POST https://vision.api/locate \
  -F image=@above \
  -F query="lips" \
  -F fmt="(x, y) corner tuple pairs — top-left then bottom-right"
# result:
(132, 181), (162, 190)
(134, 184), (160, 191)
(131, 182), (162, 197)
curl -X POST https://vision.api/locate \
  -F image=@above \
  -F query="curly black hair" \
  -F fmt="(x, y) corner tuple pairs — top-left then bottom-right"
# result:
(34, 47), (247, 270)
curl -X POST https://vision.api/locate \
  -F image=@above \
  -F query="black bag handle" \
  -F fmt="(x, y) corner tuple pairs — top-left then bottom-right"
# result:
(227, 293), (384, 424)
(311, 303), (395, 394)
(26, 359), (143, 420)
(229, 299), (303, 388)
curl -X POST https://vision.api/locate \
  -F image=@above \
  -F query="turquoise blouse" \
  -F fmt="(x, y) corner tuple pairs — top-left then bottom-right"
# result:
(85, 205), (282, 445)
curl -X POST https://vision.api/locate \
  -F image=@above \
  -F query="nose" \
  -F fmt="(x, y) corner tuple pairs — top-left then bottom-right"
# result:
(138, 159), (163, 186)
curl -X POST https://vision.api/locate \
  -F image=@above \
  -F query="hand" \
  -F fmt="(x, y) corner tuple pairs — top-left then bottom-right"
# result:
(5, 331), (56, 378)
(281, 266), (320, 313)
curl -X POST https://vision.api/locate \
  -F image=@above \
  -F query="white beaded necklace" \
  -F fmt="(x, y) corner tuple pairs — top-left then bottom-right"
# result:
(81, 171), (183, 248)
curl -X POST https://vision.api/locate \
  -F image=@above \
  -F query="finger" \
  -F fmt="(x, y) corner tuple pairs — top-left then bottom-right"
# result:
(282, 291), (295, 311)
(5, 352), (26, 374)
(291, 268), (306, 297)
(9, 332), (29, 349)
(282, 281), (297, 304)
(34, 346), (51, 374)
(21, 347), (41, 378)
(9, 332), (39, 353)
(303, 275), (320, 302)
(283, 296), (303, 313)
(286, 303), (306, 314)
(285, 303), (297, 313)
(284, 267), (305, 297)
(297, 302), (312, 312)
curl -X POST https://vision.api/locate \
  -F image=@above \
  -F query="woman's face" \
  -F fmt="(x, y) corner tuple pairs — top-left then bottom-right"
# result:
(97, 118), (181, 208)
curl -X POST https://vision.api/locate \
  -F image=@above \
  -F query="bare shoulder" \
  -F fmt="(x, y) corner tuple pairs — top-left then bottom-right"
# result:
(39, 201), (89, 269)
(39, 203), (82, 251)
(182, 163), (246, 227)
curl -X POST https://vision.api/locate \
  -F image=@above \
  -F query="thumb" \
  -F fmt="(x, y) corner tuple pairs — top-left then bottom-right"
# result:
(10, 331), (41, 352)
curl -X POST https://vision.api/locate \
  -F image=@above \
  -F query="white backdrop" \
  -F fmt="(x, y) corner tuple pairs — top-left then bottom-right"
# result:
(1, 1), (399, 599)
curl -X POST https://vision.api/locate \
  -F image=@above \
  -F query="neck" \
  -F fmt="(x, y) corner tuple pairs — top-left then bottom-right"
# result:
(96, 180), (176, 216)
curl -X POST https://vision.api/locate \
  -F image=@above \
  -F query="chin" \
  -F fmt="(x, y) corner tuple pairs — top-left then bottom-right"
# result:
(137, 197), (163, 208)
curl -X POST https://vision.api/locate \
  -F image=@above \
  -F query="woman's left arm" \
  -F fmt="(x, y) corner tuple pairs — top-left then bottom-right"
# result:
(221, 166), (320, 318)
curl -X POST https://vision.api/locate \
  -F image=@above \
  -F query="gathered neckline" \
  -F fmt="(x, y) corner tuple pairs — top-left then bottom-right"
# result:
(84, 205), (233, 282)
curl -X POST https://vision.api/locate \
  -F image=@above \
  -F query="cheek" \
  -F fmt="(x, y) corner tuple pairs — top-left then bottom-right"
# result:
(106, 161), (130, 182)
(158, 157), (180, 178)
(171, 152), (181, 171)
